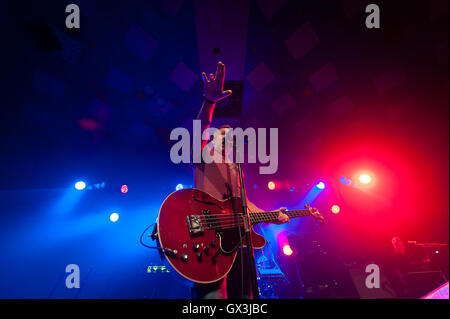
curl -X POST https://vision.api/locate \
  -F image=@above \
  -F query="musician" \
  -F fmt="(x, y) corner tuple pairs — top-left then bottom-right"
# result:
(191, 61), (290, 299)
(386, 236), (409, 297)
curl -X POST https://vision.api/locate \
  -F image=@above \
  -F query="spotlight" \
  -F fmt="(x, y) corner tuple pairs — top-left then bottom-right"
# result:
(359, 174), (372, 184)
(316, 181), (325, 190)
(331, 205), (340, 214)
(74, 181), (86, 190)
(120, 185), (128, 194)
(110, 212), (119, 222)
(175, 184), (184, 191)
(268, 181), (276, 190)
(282, 244), (293, 256)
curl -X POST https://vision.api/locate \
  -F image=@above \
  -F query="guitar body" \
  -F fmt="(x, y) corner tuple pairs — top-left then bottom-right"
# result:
(157, 188), (266, 284)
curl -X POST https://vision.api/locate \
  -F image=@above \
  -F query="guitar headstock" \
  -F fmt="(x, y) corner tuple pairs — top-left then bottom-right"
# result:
(305, 204), (325, 224)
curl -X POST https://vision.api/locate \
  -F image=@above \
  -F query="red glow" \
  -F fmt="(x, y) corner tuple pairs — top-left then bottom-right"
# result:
(120, 185), (128, 194)
(268, 181), (276, 190)
(282, 245), (293, 256)
(78, 117), (101, 131)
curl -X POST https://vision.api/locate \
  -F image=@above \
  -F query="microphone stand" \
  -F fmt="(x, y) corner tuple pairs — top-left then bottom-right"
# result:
(233, 136), (260, 299)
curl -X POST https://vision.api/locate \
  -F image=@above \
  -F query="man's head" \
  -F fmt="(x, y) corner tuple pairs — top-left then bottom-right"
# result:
(392, 236), (406, 254)
(213, 125), (232, 155)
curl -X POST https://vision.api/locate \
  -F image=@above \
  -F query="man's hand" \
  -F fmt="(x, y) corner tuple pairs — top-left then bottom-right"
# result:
(202, 61), (232, 103)
(273, 207), (290, 225)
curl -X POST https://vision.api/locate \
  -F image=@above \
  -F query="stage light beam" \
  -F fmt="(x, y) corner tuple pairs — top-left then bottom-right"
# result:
(176, 184), (184, 191)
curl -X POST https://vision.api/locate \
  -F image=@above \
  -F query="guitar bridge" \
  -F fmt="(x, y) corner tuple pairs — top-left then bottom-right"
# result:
(186, 215), (204, 237)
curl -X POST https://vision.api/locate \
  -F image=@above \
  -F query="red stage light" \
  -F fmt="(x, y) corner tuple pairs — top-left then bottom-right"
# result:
(331, 205), (340, 214)
(282, 244), (293, 256)
(359, 174), (372, 184)
(120, 185), (128, 194)
(268, 181), (276, 190)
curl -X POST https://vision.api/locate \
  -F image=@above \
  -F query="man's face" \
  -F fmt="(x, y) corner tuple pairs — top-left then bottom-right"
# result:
(213, 127), (232, 155)
(392, 237), (404, 251)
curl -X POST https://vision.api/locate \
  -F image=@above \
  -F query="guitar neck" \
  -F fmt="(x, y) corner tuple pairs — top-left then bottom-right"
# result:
(250, 209), (311, 225)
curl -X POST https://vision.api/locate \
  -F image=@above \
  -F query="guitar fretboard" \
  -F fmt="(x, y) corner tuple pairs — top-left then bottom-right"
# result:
(249, 210), (311, 225)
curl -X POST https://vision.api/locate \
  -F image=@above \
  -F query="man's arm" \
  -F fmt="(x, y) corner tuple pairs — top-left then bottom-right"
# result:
(197, 61), (232, 150)
(197, 99), (216, 151)
(246, 200), (263, 213)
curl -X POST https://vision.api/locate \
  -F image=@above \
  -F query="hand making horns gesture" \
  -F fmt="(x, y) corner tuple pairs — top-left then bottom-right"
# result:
(201, 61), (232, 103)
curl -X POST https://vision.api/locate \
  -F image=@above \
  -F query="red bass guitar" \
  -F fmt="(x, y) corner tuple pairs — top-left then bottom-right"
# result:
(156, 188), (324, 284)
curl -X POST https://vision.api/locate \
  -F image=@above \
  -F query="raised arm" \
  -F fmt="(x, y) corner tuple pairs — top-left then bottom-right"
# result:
(197, 61), (232, 150)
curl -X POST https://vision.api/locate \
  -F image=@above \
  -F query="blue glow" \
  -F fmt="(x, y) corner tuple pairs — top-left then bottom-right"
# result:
(74, 181), (86, 190)
(302, 187), (322, 207)
(340, 176), (351, 185)
(316, 181), (325, 190)
(175, 184), (184, 191)
(53, 187), (84, 214)
(110, 212), (119, 222)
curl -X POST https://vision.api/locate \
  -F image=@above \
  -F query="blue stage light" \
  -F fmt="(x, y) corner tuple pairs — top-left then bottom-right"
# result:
(74, 181), (86, 190)
(316, 181), (325, 190)
(175, 184), (184, 191)
(110, 212), (119, 222)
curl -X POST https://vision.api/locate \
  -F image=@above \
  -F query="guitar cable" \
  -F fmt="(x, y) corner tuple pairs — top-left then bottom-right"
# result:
(140, 222), (168, 260)
(139, 223), (158, 249)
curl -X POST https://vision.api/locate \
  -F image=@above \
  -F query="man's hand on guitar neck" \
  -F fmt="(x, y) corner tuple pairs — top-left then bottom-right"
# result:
(273, 207), (290, 225)
(247, 201), (290, 225)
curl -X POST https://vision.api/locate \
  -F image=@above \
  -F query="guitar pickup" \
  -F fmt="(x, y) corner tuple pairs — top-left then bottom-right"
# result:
(187, 215), (204, 237)
(202, 209), (219, 230)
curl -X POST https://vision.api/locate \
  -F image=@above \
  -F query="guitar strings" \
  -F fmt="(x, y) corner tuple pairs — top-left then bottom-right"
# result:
(196, 210), (312, 220)
(187, 209), (311, 219)
(196, 212), (311, 226)
(181, 208), (317, 230)
(197, 213), (310, 226)
(209, 213), (321, 230)
(193, 211), (313, 230)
